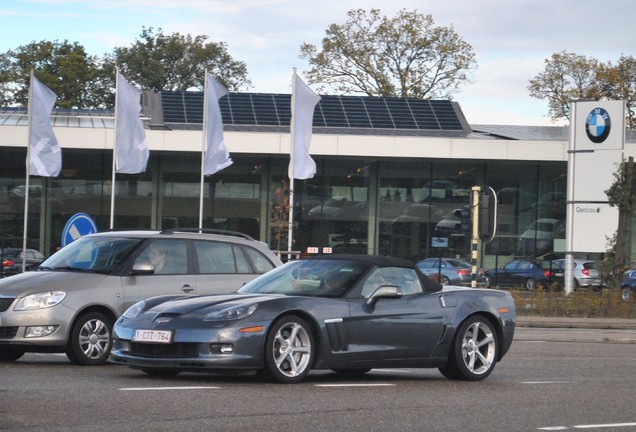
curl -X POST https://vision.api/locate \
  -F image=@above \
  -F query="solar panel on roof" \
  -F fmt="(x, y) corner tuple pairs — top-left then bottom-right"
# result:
(363, 98), (394, 129)
(159, 90), (466, 132)
(339, 97), (371, 128)
(225, 93), (255, 125)
(384, 98), (417, 129)
(251, 94), (280, 126)
(315, 96), (348, 127)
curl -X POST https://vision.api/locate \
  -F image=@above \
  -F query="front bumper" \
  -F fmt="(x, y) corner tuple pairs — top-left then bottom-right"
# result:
(110, 322), (268, 372)
(0, 305), (74, 348)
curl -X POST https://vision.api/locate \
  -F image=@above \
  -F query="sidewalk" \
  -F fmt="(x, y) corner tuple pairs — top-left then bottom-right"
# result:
(517, 316), (636, 330)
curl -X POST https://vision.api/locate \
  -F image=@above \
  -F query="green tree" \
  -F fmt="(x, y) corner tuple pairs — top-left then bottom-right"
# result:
(109, 27), (251, 92)
(598, 55), (636, 129)
(299, 8), (476, 98)
(0, 40), (112, 108)
(528, 51), (602, 122)
(0, 54), (12, 106)
(603, 157), (635, 288)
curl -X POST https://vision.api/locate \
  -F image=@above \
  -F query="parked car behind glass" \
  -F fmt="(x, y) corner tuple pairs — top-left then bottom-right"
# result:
(553, 259), (602, 290)
(485, 258), (564, 290)
(621, 270), (636, 301)
(0, 229), (282, 366)
(416, 257), (487, 286)
(1, 248), (45, 277)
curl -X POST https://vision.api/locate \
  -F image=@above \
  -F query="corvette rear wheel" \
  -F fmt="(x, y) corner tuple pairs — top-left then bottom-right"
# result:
(264, 315), (314, 384)
(439, 315), (498, 381)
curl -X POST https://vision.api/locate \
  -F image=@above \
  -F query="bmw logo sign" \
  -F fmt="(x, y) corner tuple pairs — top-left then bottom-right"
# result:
(585, 107), (611, 143)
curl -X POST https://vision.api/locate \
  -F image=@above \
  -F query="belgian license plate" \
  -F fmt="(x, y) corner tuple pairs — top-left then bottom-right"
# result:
(133, 329), (173, 344)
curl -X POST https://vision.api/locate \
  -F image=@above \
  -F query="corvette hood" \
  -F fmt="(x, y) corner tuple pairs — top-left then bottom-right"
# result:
(145, 293), (284, 318)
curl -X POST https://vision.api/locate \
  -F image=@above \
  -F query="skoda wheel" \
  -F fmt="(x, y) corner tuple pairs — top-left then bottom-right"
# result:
(66, 312), (112, 366)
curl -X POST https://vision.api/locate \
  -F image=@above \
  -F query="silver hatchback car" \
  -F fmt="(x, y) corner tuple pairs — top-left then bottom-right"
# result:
(0, 229), (282, 365)
(553, 259), (602, 290)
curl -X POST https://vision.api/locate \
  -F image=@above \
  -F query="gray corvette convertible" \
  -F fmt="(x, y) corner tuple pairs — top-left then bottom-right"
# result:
(110, 255), (516, 384)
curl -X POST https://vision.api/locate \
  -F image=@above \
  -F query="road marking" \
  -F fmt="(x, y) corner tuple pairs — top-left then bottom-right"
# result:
(522, 381), (572, 384)
(314, 383), (396, 387)
(119, 386), (220, 391)
(538, 422), (636, 430)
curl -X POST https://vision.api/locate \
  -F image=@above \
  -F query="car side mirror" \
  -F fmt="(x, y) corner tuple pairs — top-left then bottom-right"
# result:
(366, 285), (402, 306)
(130, 261), (155, 275)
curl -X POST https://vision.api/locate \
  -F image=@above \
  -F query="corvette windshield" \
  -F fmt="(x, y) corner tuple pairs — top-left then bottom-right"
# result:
(238, 259), (369, 297)
(41, 236), (142, 274)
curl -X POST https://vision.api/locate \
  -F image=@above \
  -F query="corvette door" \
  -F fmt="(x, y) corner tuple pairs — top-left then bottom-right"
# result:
(345, 267), (447, 361)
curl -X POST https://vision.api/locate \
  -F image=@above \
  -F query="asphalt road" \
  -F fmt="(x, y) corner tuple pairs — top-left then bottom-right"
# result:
(1, 327), (636, 432)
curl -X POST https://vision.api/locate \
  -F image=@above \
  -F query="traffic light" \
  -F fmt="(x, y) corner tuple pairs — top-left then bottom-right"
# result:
(478, 187), (497, 242)
(454, 205), (472, 233)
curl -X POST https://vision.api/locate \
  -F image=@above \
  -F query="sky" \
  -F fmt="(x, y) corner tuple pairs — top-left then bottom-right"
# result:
(2, 0), (635, 126)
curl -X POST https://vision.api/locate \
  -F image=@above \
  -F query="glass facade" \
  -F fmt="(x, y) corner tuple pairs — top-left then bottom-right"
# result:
(3, 146), (614, 269)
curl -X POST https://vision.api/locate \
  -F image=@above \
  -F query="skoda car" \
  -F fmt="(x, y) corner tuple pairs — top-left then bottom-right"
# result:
(0, 229), (281, 365)
(110, 255), (516, 384)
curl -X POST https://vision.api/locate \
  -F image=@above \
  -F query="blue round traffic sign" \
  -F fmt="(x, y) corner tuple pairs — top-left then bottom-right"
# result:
(61, 213), (98, 247)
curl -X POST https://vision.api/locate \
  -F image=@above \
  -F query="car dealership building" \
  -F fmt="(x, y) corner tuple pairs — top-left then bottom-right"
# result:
(1, 91), (635, 267)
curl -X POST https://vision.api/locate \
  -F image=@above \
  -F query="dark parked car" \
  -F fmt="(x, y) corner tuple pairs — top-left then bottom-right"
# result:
(621, 270), (636, 301)
(110, 255), (516, 383)
(416, 257), (487, 286)
(0, 229), (281, 365)
(485, 259), (564, 290)
(1, 248), (45, 277)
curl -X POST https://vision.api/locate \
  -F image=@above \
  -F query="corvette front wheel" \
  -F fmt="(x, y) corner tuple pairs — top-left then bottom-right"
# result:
(263, 315), (314, 384)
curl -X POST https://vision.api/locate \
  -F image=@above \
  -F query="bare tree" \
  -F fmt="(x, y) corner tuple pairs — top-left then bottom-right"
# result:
(300, 9), (476, 99)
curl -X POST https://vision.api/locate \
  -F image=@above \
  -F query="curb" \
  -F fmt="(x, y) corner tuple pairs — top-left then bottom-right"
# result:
(517, 316), (636, 330)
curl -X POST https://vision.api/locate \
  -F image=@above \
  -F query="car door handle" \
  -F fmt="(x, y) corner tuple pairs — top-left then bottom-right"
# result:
(181, 284), (194, 293)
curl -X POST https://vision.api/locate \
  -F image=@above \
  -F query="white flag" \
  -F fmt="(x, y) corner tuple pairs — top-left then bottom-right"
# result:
(28, 74), (61, 177)
(115, 72), (148, 174)
(289, 72), (320, 180)
(203, 73), (232, 174)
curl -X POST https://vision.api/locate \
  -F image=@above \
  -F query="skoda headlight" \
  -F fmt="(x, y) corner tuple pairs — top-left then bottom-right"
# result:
(14, 291), (66, 311)
(122, 300), (146, 319)
(203, 304), (258, 322)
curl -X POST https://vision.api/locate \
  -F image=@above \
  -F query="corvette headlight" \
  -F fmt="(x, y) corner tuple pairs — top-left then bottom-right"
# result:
(203, 304), (258, 322)
(14, 291), (66, 311)
(122, 300), (146, 319)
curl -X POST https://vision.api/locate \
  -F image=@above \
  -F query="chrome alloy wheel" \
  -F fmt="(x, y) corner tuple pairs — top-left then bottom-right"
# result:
(272, 321), (312, 378)
(461, 320), (496, 375)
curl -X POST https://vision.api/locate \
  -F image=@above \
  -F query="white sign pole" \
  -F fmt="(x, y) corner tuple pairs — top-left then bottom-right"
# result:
(566, 100), (625, 294)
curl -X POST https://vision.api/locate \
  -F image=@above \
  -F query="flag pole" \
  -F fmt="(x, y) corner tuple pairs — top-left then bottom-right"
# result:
(22, 70), (35, 271)
(287, 68), (297, 253)
(199, 69), (209, 230)
(109, 68), (119, 230)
